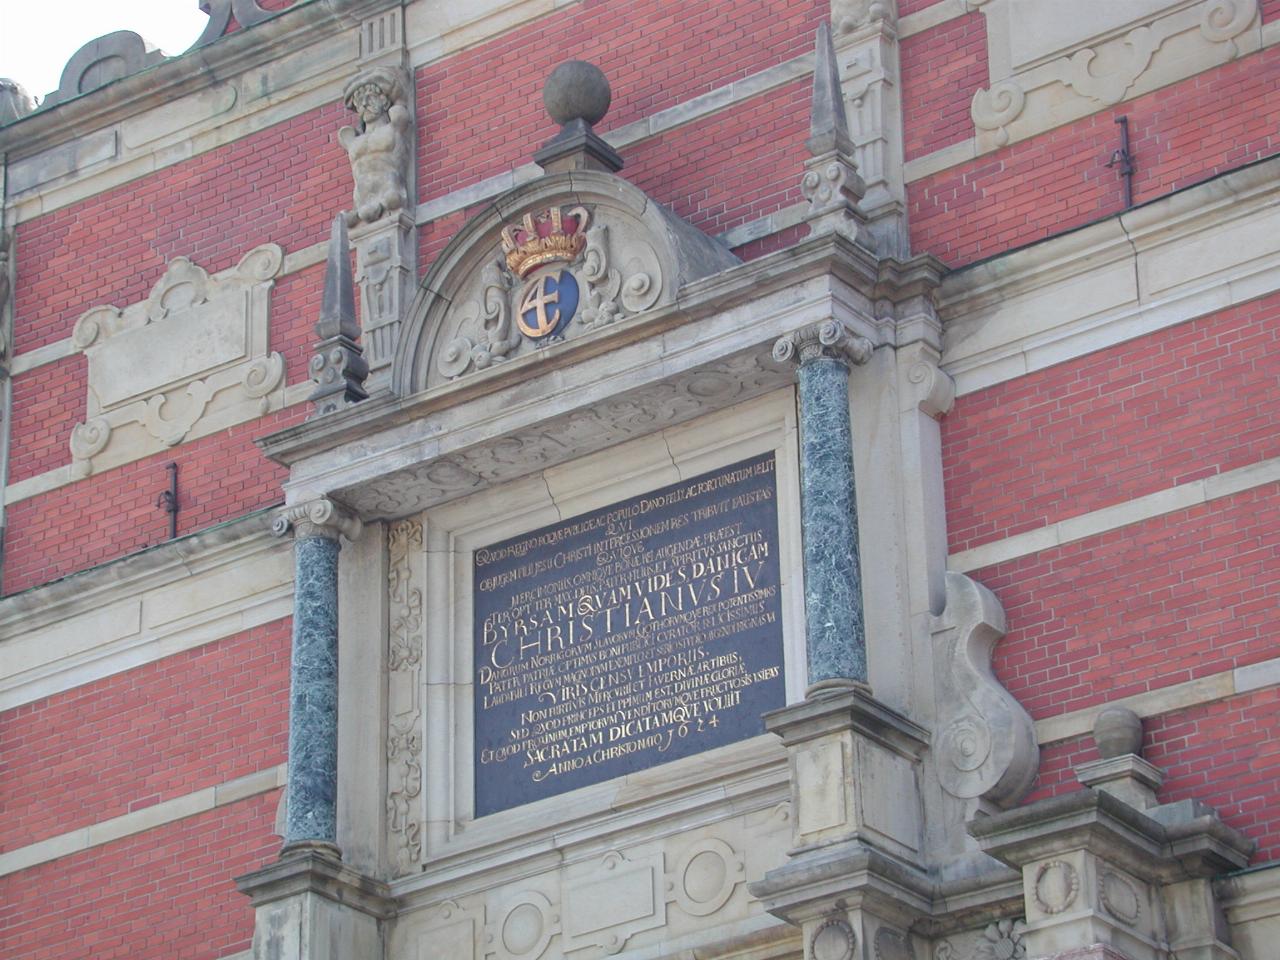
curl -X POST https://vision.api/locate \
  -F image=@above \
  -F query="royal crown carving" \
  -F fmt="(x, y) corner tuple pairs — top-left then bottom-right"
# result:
(68, 244), (286, 477)
(393, 171), (738, 395)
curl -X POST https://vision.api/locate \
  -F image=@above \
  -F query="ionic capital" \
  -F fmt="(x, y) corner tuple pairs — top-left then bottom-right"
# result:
(772, 319), (873, 367)
(272, 498), (363, 542)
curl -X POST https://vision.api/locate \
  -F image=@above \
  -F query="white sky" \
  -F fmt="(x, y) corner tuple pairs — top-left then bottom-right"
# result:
(1, 0), (208, 101)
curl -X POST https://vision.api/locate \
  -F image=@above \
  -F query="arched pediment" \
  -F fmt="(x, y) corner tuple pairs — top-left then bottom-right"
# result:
(393, 170), (740, 396)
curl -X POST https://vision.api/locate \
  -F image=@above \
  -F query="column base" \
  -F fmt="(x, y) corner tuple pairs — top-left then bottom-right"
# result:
(236, 850), (393, 960)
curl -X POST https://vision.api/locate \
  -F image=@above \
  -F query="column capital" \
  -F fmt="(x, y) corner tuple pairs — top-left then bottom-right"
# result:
(272, 498), (363, 542)
(772, 319), (873, 367)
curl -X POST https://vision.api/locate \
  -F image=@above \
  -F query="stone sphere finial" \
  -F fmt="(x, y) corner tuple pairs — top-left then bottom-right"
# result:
(543, 60), (611, 127)
(1093, 705), (1144, 759)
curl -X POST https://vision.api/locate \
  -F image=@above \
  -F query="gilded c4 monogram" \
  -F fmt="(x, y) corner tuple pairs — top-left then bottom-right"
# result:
(518, 273), (563, 338)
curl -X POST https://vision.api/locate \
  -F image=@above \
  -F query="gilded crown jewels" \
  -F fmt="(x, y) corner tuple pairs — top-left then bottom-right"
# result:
(501, 205), (591, 278)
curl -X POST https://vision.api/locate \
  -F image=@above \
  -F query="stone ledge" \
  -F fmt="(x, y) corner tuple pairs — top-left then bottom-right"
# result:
(970, 789), (1255, 882)
(235, 849), (395, 919)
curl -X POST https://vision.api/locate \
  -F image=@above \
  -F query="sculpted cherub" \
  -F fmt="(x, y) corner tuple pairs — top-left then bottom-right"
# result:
(338, 67), (411, 227)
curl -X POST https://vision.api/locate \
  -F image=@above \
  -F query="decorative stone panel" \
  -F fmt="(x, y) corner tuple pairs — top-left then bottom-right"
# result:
(969, 0), (1261, 151)
(68, 244), (286, 477)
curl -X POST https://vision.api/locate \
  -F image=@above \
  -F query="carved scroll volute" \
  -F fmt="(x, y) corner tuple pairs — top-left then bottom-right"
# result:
(931, 572), (1038, 807)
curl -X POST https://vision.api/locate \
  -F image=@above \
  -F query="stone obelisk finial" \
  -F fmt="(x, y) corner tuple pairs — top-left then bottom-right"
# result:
(801, 22), (866, 239)
(533, 60), (624, 174)
(308, 216), (369, 417)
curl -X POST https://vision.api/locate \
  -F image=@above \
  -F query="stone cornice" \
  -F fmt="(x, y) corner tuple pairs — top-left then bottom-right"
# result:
(970, 789), (1255, 882)
(0, 0), (397, 163)
(258, 233), (944, 469)
(938, 152), (1280, 395)
(0, 508), (279, 638)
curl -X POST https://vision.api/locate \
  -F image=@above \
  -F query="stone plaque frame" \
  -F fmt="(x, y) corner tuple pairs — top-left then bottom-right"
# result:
(415, 390), (806, 862)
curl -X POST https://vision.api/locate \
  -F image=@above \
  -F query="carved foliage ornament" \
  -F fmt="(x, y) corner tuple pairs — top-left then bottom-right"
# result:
(386, 519), (424, 874)
(343, 351), (786, 519)
(437, 204), (663, 382)
(69, 245), (285, 478)
(934, 919), (1026, 960)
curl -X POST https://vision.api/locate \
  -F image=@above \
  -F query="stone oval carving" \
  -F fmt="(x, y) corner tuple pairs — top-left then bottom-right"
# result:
(672, 837), (744, 917)
(496, 891), (556, 960)
(811, 917), (856, 960)
(1034, 860), (1080, 915)
(1100, 870), (1141, 926)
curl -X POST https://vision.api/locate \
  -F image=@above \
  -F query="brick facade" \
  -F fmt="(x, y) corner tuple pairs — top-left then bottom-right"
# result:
(1, 0), (1277, 957)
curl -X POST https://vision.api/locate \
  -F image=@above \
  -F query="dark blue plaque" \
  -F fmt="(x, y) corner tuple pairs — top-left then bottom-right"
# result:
(473, 453), (785, 817)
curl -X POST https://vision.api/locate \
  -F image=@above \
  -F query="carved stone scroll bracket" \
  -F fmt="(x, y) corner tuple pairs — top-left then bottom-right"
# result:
(339, 66), (413, 229)
(272, 498), (363, 542)
(930, 572), (1038, 809)
(68, 244), (285, 477)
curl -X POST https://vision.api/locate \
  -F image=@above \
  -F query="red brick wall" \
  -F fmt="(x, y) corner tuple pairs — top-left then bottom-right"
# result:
(7, 356), (85, 486)
(900, 12), (987, 161)
(982, 484), (1278, 719)
(908, 45), (1280, 266)
(12, 103), (349, 353)
(415, 0), (823, 205)
(2, 405), (303, 595)
(0, 792), (277, 960)
(943, 293), (1280, 555)
(625, 81), (810, 239)
(0, 621), (289, 851)
(1028, 688), (1280, 861)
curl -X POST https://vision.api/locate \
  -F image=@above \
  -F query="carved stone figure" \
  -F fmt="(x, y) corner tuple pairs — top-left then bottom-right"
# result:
(338, 67), (411, 227)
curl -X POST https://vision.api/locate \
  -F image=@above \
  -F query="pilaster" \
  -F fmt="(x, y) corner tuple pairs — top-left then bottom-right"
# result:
(272, 498), (362, 857)
(772, 319), (872, 693)
(352, 212), (416, 392)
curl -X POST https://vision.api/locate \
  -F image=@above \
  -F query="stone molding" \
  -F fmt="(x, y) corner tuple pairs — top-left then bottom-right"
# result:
(67, 244), (286, 478)
(968, 0), (1261, 151)
(949, 454), (1280, 575)
(0, 509), (289, 711)
(0, 764), (285, 878)
(939, 152), (1280, 396)
(272, 498), (362, 542)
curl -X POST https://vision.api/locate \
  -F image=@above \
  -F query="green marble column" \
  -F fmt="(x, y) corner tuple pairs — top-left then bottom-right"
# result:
(774, 321), (872, 693)
(272, 500), (361, 856)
